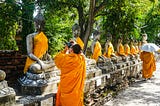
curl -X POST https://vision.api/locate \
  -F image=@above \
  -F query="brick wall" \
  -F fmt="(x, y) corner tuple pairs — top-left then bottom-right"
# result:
(0, 50), (26, 86)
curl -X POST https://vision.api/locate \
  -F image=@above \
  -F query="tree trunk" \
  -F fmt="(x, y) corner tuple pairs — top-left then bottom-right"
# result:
(83, 0), (95, 54)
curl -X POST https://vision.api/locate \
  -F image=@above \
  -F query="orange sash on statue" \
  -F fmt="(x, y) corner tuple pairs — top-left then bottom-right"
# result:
(103, 42), (114, 58)
(117, 44), (125, 56)
(130, 45), (136, 55)
(23, 32), (48, 73)
(124, 44), (130, 56)
(92, 41), (102, 61)
(76, 37), (84, 50)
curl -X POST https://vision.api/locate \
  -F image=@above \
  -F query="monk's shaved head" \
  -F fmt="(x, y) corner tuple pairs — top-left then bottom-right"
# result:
(71, 44), (82, 54)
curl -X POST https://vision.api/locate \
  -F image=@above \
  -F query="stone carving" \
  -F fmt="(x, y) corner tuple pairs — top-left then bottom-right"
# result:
(142, 33), (148, 45)
(18, 11), (59, 95)
(91, 30), (102, 61)
(103, 33), (117, 58)
(71, 23), (84, 50)
(0, 70), (16, 105)
(0, 70), (6, 81)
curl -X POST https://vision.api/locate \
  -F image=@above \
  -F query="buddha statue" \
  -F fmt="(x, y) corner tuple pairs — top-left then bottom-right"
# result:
(23, 11), (54, 74)
(142, 33), (148, 45)
(71, 23), (84, 50)
(0, 70), (6, 81)
(124, 38), (131, 56)
(130, 39), (137, 55)
(103, 33), (116, 58)
(18, 11), (57, 95)
(91, 30), (102, 61)
(116, 37), (126, 57)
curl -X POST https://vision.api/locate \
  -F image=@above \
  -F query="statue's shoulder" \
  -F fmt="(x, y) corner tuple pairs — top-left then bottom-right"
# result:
(26, 33), (38, 39)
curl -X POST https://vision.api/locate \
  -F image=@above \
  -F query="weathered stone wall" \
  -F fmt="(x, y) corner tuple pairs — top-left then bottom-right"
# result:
(84, 56), (142, 106)
(0, 50), (26, 86)
(0, 51), (142, 106)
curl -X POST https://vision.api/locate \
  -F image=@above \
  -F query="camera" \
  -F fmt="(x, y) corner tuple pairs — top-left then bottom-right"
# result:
(66, 42), (72, 48)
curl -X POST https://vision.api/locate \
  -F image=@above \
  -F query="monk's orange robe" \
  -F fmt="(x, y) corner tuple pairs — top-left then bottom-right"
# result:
(117, 44), (125, 56)
(130, 45), (136, 55)
(55, 51), (86, 106)
(76, 37), (84, 50)
(103, 42), (114, 58)
(140, 51), (156, 78)
(124, 44), (131, 56)
(92, 41), (102, 61)
(23, 32), (48, 73)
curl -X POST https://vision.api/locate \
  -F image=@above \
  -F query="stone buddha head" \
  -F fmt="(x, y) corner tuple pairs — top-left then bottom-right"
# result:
(93, 30), (100, 41)
(34, 11), (45, 32)
(72, 23), (80, 38)
(0, 70), (6, 81)
(106, 32), (112, 43)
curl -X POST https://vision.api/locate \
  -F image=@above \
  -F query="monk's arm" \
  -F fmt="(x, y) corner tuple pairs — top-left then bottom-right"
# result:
(54, 50), (67, 69)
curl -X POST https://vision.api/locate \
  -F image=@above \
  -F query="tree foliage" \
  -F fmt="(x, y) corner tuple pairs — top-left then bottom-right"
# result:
(0, 0), (160, 53)
(0, 0), (21, 50)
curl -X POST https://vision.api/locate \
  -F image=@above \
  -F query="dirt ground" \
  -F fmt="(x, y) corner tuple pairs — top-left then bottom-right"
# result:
(104, 62), (160, 106)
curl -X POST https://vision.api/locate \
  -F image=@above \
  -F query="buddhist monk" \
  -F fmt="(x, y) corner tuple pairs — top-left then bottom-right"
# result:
(91, 30), (102, 61)
(55, 44), (86, 106)
(140, 51), (156, 80)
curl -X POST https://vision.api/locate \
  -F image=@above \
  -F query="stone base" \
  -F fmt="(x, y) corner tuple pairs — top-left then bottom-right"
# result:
(20, 84), (47, 95)
(0, 80), (8, 89)
(16, 93), (56, 106)
(0, 87), (16, 106)
(18, 79), (59, 95)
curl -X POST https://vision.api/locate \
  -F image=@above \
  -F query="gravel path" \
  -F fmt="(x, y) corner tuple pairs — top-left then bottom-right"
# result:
(104, 62), (160, 106)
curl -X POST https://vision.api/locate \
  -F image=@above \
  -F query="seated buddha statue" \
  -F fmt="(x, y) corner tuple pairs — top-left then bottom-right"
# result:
(71, 23), (84, 50)
(23, 12), (54, 74)
(130, 39), (137, 55)
(91, 30), (102, 61)
(103, 33), (116, 58)
(0, 70), (6, 81)
(124, 38), (131, 56)
(142, 33), (148, 45)
(116, 37), (126, 57)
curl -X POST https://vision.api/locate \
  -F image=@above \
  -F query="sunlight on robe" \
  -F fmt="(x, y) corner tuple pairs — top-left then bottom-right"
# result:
(55, 51), (86, 106)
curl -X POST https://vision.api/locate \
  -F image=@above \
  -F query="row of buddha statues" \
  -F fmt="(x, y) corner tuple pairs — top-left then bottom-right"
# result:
(17, 12), (147, 95)
(90, 30), (148, 62)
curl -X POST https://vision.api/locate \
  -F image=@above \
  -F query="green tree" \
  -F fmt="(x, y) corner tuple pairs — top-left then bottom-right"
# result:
(37, 0), (108, 53)
(142, 1), (160, 43)
(0, 0), (21, 50)
(20, 0), (35, 53)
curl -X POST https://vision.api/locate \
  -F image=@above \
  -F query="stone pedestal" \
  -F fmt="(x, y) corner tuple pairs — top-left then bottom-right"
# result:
(16, 93), (56, 106)
(0, 80), (16, 106)
(18, 70), (60, 95)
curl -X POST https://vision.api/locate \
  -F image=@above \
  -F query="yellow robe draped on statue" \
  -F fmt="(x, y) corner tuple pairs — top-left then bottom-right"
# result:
(117, 44), (125, 56)
(55, 51), (86, 106)
(130, 45), (136, 55)
(76, 37), (84, 50)
(103, 42), (114, 58)
(23, 32), (48, 73)
(124, 44), (131, 56)
(92, 41), (102, 61)
(140, 51), (156, 79)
